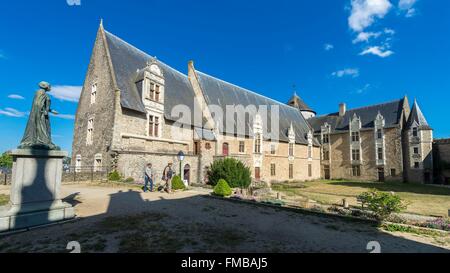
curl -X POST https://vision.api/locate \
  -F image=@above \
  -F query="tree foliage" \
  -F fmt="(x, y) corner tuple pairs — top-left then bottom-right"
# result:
(172, 175), (186, 190)
(213, 179), (232, 197)
(207, 158), (251, 188)
(0, 153), (13, 169)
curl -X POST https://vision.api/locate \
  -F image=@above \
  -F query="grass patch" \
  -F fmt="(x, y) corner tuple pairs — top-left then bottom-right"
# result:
(273, 180), (450, 217)
(0, 195), (8, 206)
(381, 223), (446, 237)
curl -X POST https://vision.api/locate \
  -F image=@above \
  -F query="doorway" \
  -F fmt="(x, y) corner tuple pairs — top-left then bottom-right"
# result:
(378, 167), (385, 182)
(324, 165), (331, 180)
(255, 167), (261, 181)
(184, 164), (191, 185)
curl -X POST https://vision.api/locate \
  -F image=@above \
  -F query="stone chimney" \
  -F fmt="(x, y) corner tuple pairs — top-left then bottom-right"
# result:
(339, 103), (346, 117)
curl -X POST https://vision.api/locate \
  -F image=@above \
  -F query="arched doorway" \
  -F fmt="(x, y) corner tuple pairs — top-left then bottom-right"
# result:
(184, 164), (191, 185)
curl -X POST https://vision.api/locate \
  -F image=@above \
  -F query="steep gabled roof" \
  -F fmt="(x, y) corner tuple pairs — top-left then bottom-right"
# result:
(196, 71), (315, 145)
(288, 93), (316, 114)
(308, 98), (408, 134)
(103, 30), (201, 124)
(407, 100), (432, 130)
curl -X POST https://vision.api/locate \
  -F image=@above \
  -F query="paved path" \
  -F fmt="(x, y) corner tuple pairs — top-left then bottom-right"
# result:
(0, 184), (448, 253)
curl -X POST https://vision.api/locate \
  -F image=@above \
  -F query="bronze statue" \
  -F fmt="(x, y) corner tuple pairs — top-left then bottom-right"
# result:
(18, 82), (60, 150)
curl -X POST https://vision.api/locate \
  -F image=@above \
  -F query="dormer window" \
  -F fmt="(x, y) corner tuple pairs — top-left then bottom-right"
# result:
(289, 143), (294, 157)
(412, 127), (418, 137)
(351, 132), (360, 142)
(323, 134), (329, 144)
(254, 133), (262, 154)
(146, 81), (161, 102)
(377, 129), (383, 139)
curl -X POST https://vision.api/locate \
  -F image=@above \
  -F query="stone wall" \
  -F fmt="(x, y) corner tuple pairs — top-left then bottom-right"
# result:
(72, 26), (117, 170)
(325, 127), (404, 181)
(433, 138), (450, 184)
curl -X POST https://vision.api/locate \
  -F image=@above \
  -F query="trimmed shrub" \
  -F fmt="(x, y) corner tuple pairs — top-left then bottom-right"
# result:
(207, 158), (251, 189)
(108, 170), (121, 181)
(213, 179), (232, 197)
(124, 177), (135, 183)
(357, 189), (407, 221)
(172, 175), (186, 190)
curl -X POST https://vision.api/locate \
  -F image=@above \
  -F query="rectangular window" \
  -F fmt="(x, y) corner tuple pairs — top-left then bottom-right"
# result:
(94, 155), (102, 172)
(391, 169), (396, 176)
(149, 82), (155, 100)
(352, 149), (360, 161)
(308, 145), (312, 158)
(377, 129), (382, 139)
(289, 164), (294, 179)
(254, 134), (261, 154)
(412, 127), (418, 137)
(239, 141), (245, 153)
(352, 165), (361, 177)
(351, 132), (360, 142)
(414, 147), (419, 154)
(155, 85), (160, 102)
(194, 141), (200, 155)
(323, 134), (329, 144)
(148, 116), (154, 136)
(378, 147), (383, 160)
(414, 162), (420, 169)
(289, 143), (294, 157)
(270, 144), (276, 155)
(308, 164), (312, 177)
(323, 150), (330, 161)
(75, 155), (82, 173)
(91, 83), (97, 105)
(87, 118), (94, 145)
(270, 164), (276, 176)
(154, 117), (160, 137)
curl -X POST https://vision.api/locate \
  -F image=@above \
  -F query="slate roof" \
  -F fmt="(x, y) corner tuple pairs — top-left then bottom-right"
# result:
(103, 28), (316, 145)
(288, 93), (316, 114)
(196, 71), (316, 145)
(407, 100), (432, 130)
(104, 30), (202, 125)
(308, 98), (408, 134)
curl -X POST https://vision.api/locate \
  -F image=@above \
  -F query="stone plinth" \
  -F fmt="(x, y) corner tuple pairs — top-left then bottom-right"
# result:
(0, 149), (75, 232)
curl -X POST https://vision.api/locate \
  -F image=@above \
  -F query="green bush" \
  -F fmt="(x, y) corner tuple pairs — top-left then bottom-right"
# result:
(108, 170), (121, 181)
(207, 158), (251, 188)
(357, 189), (407, 221)
(172, 175), (186, 190)
(124, 177), (135, 183)
(213, 179), (232, 197)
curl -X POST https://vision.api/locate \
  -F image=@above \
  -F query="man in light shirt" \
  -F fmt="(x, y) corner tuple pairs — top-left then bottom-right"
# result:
(144, 163), (154, 192)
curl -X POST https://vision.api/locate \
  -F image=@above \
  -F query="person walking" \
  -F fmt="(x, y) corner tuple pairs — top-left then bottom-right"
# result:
(162, 163), (174, 194)
(144, 163), (154, 192)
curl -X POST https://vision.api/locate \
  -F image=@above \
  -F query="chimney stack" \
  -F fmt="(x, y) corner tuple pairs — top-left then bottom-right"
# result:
(339, 103), (346, 117)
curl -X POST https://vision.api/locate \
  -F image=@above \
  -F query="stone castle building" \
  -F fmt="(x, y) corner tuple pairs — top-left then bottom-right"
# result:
(72, 24), (321, 185)
(72, 24), (433, 184)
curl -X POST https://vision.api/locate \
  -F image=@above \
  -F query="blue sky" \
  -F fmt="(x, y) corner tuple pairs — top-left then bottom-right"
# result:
(0, 0), (449, 154)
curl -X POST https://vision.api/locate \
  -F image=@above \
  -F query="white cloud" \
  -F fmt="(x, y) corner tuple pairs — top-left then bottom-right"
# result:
(356, 84), (371, 94)
(7, 94), (25, 100)
(332, 68), (360, 78)
(348, 0), (393, 32)
(399, 0), (418, 17)
(0, 108), (26, 118)
(52, 113), (75, 120)
(48, 85), (82, 103)
(353, 31), (382, 43)
(360, 46), (394, 57)
(324, 43), (334, 51)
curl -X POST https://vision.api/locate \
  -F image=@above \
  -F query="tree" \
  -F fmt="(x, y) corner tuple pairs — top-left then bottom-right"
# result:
(207, 158), (252, 189)
(0, 152), (13, 169)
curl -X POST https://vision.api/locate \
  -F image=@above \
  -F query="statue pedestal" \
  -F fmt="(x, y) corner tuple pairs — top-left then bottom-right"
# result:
(0, 149), (75, 232)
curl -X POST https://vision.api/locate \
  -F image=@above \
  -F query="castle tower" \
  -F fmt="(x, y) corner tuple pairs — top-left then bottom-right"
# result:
(405, 100), (433, 184)
(287, 91), (316, 120)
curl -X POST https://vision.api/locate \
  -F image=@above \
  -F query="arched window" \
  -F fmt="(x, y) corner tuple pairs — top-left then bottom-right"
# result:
(223, 143), (229, 156)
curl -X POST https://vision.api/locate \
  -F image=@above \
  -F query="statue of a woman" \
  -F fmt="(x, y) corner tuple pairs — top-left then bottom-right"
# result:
(18, 82), (60, 150)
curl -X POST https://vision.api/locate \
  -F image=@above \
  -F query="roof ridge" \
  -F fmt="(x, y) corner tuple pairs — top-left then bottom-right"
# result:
(104, 30), (189, 79)
(196, 70), (296, 110)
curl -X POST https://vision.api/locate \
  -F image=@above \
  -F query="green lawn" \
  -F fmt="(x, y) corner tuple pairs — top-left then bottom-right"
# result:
(0, 194), (8, 206)
(272, 180), (450, 217)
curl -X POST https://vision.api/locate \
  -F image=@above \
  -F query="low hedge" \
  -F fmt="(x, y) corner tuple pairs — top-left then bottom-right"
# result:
(213, 179), (232, 197)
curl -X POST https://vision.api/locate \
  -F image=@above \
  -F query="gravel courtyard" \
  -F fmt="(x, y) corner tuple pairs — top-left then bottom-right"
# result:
(0, 184), (448, 253)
